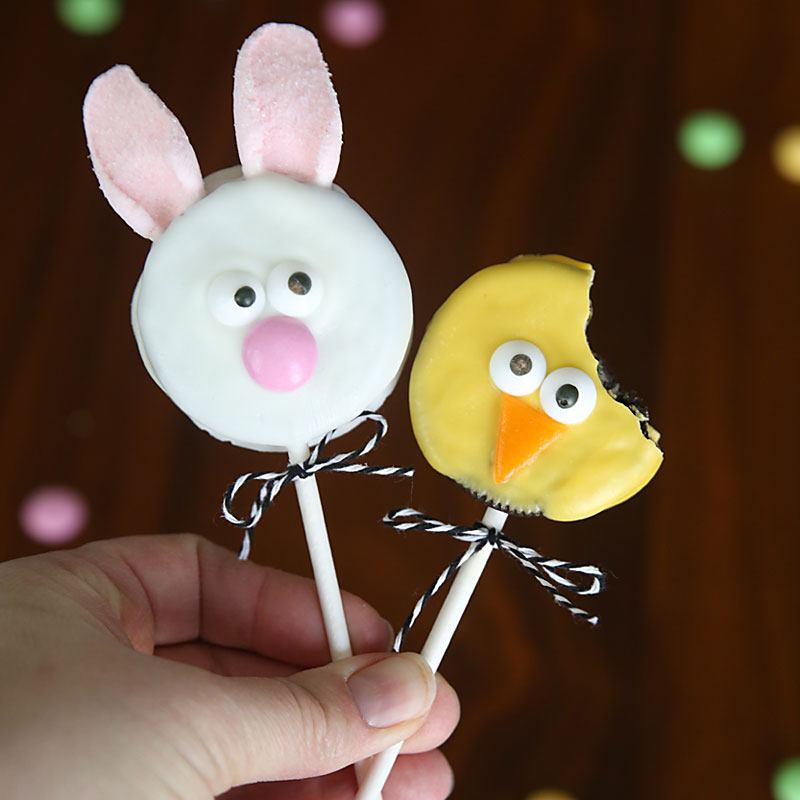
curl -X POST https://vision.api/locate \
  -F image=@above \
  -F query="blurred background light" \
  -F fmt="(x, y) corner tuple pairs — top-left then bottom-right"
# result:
(322, 0), (385, 47)
(55, 0), (123, 36)
(19, 485), (89, 546)
(774, 758), (800, 800)
(772, 125), (800, 184)
(677, 109), (744, 170)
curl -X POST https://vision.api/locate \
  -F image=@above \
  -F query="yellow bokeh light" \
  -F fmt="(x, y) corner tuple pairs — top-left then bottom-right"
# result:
(772, 125), (800, 184)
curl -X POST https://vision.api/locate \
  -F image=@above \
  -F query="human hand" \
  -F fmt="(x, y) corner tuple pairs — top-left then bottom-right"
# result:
(0, 534), (459, 799)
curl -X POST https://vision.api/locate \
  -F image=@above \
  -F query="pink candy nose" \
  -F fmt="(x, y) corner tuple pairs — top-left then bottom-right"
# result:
(242, 317), (318, 391)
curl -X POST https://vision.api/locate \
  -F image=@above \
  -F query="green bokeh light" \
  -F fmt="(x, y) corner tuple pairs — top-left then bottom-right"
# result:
(677, 110), (744, 170)
(56, 0), (123, 36)
(774, 758), (800, 800)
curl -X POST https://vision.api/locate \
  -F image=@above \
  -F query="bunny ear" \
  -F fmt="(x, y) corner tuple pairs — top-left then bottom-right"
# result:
(83, 65), (204, 240)
(233, 23), (343, 185)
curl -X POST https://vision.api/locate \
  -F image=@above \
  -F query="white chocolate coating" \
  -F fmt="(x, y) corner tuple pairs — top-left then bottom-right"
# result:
(132, 171), (412, 451)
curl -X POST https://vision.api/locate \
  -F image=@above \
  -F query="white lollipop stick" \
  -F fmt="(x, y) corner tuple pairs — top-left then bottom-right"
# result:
(355, 506), (509, 800)
(289, 444), (353, 661)
(289, 445), (382, 798)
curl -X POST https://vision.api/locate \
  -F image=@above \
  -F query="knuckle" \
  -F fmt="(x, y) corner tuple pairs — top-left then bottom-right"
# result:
(277, 678), (350, 769)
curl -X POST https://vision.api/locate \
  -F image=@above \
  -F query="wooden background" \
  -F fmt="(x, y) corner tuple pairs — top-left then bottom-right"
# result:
(2, 1), (799, 798)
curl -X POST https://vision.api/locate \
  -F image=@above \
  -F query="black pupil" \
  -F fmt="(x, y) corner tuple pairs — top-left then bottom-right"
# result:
(556, 384), (579, 408)
(288, 272), (312, 295)
(234, 286), (256, 307)
(509, 354), (532, 376)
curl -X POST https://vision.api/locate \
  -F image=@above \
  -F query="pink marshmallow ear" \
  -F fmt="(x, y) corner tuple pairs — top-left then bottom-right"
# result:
(83, 65), (204, 240)
(233, 23), (343, 186)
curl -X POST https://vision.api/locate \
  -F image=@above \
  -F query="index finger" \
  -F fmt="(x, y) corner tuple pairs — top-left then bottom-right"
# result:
(57, 533), (391, 667)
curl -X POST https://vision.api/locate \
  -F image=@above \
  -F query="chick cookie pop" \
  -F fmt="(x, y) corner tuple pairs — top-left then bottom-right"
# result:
(412, 254), (661, 519)
(356, 254), (662, 799)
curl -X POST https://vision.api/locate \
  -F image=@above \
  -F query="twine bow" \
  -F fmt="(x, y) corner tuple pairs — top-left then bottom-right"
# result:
(384, 508), (606, 651)
(223, 413), (413, 559)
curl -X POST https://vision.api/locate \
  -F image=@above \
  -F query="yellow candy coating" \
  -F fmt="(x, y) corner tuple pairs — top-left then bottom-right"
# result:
(409, 255), (662, 521)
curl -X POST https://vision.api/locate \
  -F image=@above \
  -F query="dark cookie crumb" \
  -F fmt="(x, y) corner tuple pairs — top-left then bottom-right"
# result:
(596, 361), (658, 442)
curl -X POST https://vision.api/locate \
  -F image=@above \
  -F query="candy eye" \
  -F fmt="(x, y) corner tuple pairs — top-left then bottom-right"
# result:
(267, 260), (323, 317)
(489, 340), (547, 396)
(539, 367), (597, 424)
(208, 271), (266, 326)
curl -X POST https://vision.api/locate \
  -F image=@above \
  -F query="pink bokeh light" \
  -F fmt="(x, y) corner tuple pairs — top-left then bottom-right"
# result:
(19, 485), (89, 546)
(322, 0), (385, 48)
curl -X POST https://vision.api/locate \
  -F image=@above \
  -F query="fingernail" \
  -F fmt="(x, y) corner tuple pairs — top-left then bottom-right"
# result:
(347, 653), (435, 728)
(381, 617), (395, 650)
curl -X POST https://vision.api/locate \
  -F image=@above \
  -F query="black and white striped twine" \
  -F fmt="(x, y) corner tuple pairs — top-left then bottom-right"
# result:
(223, 412), (413, 559)
(384, 508), (606, 651)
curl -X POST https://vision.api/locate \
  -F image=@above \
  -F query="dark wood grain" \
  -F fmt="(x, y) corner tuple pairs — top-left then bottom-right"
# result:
(2, 2), (799, 798)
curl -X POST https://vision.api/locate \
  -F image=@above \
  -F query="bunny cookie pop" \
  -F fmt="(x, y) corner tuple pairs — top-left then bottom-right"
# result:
(83, 24), (413, 664)
(356, 255), (662, 799)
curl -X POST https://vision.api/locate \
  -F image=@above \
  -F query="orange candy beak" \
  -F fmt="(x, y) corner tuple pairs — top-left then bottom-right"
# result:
(493, 393), (567, 484)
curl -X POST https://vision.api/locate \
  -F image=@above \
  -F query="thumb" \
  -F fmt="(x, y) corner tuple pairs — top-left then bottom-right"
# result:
(201, 652), (437, 789)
